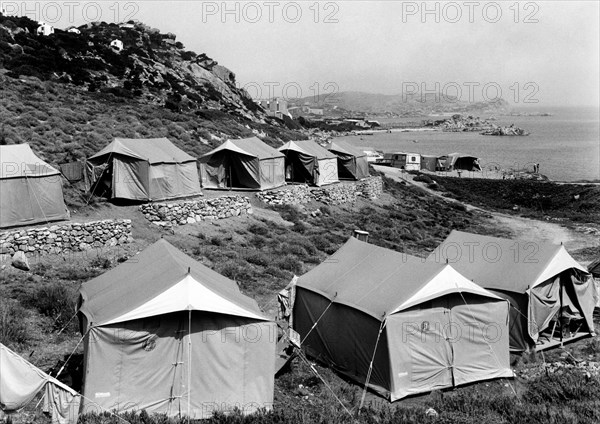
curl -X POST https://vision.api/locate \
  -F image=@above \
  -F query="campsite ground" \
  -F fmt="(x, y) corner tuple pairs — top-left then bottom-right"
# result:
(2, 171), (600, 423)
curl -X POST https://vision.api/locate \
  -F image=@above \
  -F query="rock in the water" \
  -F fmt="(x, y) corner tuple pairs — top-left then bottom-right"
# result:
(11, 251), (30, 271)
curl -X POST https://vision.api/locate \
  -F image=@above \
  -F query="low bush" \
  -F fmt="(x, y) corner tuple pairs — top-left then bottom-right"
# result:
(0, 298), (30, 348)
(24, 283), (78, 330)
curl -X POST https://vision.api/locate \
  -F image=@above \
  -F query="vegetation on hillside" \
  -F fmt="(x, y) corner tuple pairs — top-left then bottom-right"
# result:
(428, 175), (600, 224)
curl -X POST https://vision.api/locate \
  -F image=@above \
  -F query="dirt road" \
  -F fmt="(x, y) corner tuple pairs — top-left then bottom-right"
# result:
(373, 165), (600, 258)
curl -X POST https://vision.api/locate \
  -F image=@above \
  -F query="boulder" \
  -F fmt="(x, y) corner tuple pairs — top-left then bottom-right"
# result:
(11, 251), (30, 271)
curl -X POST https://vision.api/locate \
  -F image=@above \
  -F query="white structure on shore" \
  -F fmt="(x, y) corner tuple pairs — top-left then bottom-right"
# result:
(36, 22), (54, 36)
(110, 39), (124, 52)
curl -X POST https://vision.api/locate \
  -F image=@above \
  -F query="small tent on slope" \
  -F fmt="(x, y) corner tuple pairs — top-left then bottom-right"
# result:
(325, 140), (369, 180)
(278, 140), (339, 186)
(0, 144), (68, 229)
(1, 343), (80, 423)
(292, 237), (512, 401)
(78, 239), (276, 419)
(87, 138), (201, 201)
(199, 137), (285, 190)
(428, 231), (595, 352)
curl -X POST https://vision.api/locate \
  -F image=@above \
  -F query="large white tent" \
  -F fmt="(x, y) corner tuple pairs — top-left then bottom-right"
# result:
(78, 239), (276, 418)
(293, 237), (512, 401)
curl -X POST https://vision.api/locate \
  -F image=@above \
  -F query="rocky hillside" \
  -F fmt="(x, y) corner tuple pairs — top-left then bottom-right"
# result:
(291, 90), (509, 118)
(0, 15), (303, 169)
(0, 15), (261, 118)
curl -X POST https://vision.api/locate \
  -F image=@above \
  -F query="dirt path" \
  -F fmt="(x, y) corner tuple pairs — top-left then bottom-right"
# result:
(373, 165), (600, 257)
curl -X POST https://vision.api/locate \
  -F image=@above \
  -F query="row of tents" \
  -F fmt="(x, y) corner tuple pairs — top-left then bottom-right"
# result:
(0, 138), (369, 228)
(2, 230), (595, 421)
(380, 152), (482, 172)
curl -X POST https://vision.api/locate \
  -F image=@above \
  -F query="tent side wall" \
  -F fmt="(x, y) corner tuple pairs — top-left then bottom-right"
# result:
(148, 162), (201, 201)
(258, 157), (285, 190)
(333, 154), (369, 180)
(315, 157), (339, 186)
(112, 156), (150, 200)
(487, 289), (531, 351)
(81, 311), (275, 418)
(0, 175), (68, 229)
(293, 288), (391, 398)
(386, 294), (511, 401)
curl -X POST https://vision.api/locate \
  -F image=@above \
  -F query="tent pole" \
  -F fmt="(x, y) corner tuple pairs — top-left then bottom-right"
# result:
(187, 307), (192, 422)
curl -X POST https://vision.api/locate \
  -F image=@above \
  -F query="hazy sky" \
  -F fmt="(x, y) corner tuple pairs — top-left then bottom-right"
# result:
(5, 1), (600, 106)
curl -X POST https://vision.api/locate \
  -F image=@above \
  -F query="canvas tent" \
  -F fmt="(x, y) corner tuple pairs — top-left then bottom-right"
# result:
(428, 231), (595, 352)
(292, 237), (512, 401)
(588, 257), (600, 278)
(0, 144), (68, 228)
(279, 140), (339, 186)
(78, 239), (275, 419)
(87, 138), (201, 201)
(1, 343), (80, 424)
(420, 155), (442, 172)
(442, 153), (481, 172)
(325, 140), (369, 180)
(199, 137), (285, 190)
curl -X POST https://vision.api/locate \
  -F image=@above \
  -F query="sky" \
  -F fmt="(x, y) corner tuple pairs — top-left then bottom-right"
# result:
(3, 1), (599, 106)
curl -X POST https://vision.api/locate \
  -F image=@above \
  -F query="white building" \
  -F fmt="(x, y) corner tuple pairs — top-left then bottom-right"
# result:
(110, 39), (124, 52)
(67, 27), (81, 34)
(36, 22), (54, 36)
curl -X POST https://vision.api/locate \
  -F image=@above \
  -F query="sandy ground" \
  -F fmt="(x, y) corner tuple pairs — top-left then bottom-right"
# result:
(373, 165), (600, 259)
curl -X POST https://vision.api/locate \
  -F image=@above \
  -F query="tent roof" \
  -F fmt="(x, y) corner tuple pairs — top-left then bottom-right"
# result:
(79, 239), (269, 326)
(88, 138), (196, 164)
(325, 140), (367, 158)
(427, 230), (588, 293)
(447, 153), (477, 158)
(296, 237), (501, 320)
(201, 137), (283, 160)
(0, 144), (59, 178)
(279, 140), (337, 160)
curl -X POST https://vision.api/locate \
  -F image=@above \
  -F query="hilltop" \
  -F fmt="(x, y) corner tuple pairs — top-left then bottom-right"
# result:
(0, 15), (304, 165)
(290, 90), (509, 118)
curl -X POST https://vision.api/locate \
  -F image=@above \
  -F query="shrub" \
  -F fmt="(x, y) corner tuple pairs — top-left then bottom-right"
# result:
(0, 298), (30, 347)
(26, 283), (78, 330)
(276, 255), (302, 274)
(245, 252), (270, 267)
(248, 223), (269, 236)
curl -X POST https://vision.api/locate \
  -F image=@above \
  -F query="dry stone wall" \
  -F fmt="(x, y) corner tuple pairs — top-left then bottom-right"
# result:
(0, 220), (133, 256)
(256, 185), (312, 205)
(257, 176), (383, 206)
(140, 196), (252, 227)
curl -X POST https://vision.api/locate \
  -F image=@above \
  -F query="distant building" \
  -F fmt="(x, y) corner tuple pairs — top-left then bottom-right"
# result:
(110, 39), (124, 52)
(259, 98), (291, 119)
(67, 26), (80, 34)
(382, 152), (421, 171)
(119, 23), (135, 29)
(302, 106), (324, 116)
(36, 22), (54, 36)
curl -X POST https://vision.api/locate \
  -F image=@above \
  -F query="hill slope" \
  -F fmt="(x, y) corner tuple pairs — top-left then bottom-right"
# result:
(0, 15), (304, 167)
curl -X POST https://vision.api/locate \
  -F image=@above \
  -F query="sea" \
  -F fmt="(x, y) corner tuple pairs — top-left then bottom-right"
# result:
(338, 106), (600, 182)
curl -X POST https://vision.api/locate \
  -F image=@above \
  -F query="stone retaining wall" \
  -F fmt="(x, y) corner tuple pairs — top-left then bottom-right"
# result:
(0, 219), (133, 256)
(257, 176), (383, 206)
(256, 185), (312, 205)
(140, 196), (252, 227)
